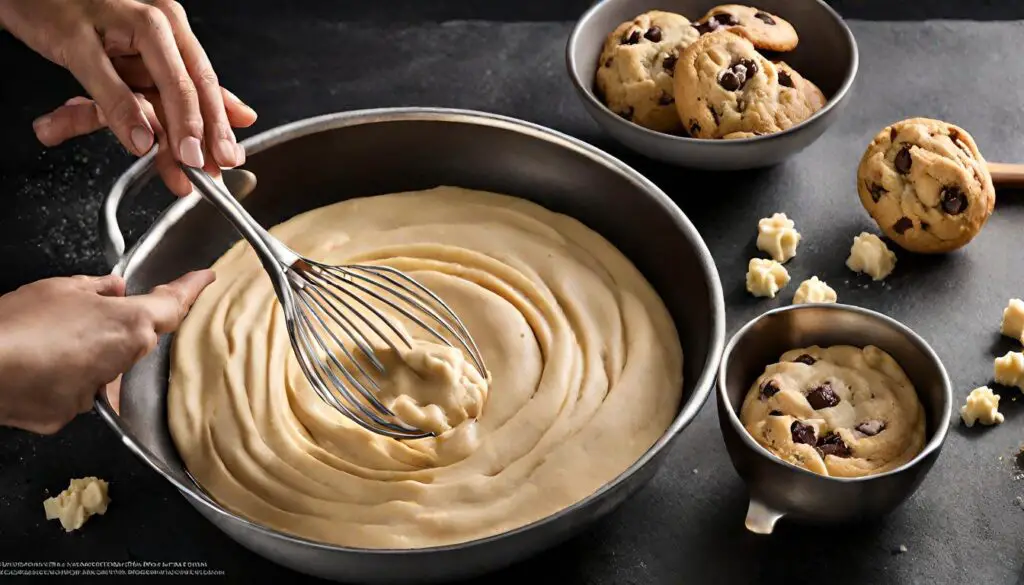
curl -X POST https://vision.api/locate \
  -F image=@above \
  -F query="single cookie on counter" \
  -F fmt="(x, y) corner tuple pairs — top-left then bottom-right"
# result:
(847, 232), (896, 281)
(960, 386), (1004, 427)
(673, 32), (820, 139)
(793, 276), (837, 305)
(1001, 298), (1024, 342)
(740, 345), (926, 478)
(756, 212), (800, 262)
(692, 4), (798, 51)
(857, 118), (996, 253)
(595, 11), (700, 132)
(746, 258), (790, 298)
(994, 351), (1024, 391)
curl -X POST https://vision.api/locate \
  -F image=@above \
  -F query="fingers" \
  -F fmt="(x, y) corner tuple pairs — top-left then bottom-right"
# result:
(151, 0), (242, 169)
(33, 101), (106, 147)
(114, 3), (204, 168)
(128, 269), (215, 334)
(72, 274), (127, 297)
(137, 92), (192, 196)
(112, 55), (154, 89)
(222, 88), (258, 128)
(60, 32), (155, 156)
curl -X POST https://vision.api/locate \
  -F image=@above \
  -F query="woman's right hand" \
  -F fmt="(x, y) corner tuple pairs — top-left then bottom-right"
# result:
(0, 270), (214, 435)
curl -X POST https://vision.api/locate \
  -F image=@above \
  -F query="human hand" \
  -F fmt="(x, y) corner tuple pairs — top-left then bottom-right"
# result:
(0, 270), (214, 434)
(0, 0), (258, 195)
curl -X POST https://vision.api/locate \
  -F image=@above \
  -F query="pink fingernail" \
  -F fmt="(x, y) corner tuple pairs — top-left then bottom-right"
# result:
(33, 115), (52, 130)
(214, 138), (237, 167)
(131, 126), (154, 155)
(179, 136), (204, 168)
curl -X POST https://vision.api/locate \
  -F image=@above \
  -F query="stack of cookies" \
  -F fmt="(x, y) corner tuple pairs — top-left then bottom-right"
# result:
(594, 5), (826, 139)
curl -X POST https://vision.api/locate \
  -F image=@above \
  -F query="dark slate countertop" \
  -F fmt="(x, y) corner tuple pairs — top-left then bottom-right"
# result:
(2, 2), (1024, 584)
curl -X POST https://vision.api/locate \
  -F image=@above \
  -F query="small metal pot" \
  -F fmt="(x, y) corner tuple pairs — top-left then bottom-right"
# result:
(96, 108), (726, 583)
(566, 0), (859, 170)
(717, 304), (952, 534)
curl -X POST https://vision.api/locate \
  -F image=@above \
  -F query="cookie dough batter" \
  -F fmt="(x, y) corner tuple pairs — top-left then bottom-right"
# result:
(740, 345), (926, 477)
(595, 10), (699, 132)
(746, 258), (789, 298)
(856, 118), (995, 253)
(960, 386), (1003, 427)
(847, 232), (896, 281)
(168, 187), (683, 549)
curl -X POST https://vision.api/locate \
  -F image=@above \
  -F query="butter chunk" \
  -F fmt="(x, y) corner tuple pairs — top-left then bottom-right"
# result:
(846, 232), (896, 281)
(746, 258), (790, 298)
(756, 213), (801, 263)
(994, 351), (1024, 392)
(1001, 299), (1024, 342)
(43, 477), (109, 532)
(960, 386), (1004, 427)
(793, 276), (837, 305)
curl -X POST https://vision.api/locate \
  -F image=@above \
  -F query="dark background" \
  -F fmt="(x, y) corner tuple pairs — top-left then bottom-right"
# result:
(3, 1), (1024, 584)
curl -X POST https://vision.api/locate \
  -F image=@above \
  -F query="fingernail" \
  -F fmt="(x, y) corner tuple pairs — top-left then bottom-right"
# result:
(223, 88), (247, 107)
(131, 126), (154, 155)
(235, 143), (246, 164)
(214, 138), (237, 167)
(32, 115), (51, 130)
(179, 136), (204, 168)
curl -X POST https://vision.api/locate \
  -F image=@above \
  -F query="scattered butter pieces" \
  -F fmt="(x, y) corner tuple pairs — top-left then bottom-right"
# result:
(792, 276), (837, 305)
(43, 477), (109, 532)
(995, 351), (1024, 392)
(846, 232), (896, 281)
(757, 213), (801, 263)
(960, 386), (1004, 427)
(746, 258), (790, 298)
(1001, 299), (1024, 343)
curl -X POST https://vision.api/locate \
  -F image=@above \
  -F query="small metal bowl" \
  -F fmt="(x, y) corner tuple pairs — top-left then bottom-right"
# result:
(717, 304), (952, 534)
(566, 0), (858, 170)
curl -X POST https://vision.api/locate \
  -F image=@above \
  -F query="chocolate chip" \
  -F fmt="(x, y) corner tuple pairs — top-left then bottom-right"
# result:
(921, 221), (930, 231)
(791, 421), (816, 445)
(644, 26), (663, 42)
(709, 106), (720, 125)
(769, 410), (784, 416)
(760, 379), (781, 400)
(894, 144), (913, 174)
(816, 432), (852, 458)
(940, 186), (968, 215)
(689, 121), (701, 135)
(712, 12), (739, 26)
(868, 182), (886, 203)
(719, 70), (741, 91)
(623, 30), (641, 45)
(855, 420), (886, 436)
(658, 92), (674, 106)
(890, 127), (898, 142)
(738, 59), (759, 77)
(778, 69), (794, 88)
(893, 217), (913, 234)
(793, 354), (817, 365)
(754, 11), (776, 25)
(619, 106), (634, 120)
(948, 128), (960, 144)
(806, 383), (840, 409)
(663, 54), (677, 74)
(604, 57), (613, 67)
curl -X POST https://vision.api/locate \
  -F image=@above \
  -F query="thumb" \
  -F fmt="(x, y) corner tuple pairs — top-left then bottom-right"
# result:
(128, 269), (216, 334)
(72, 274), (127, 297)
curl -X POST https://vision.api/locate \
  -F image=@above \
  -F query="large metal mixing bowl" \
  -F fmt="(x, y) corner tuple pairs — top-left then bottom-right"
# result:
(95, 108), (725, 583)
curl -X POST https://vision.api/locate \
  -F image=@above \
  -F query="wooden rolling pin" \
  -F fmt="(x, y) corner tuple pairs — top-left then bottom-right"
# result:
(988, 162), (1024, 188)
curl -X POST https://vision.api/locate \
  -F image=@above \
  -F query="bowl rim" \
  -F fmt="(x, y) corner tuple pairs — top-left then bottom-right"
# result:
(96, 106), (727, 555)
(565, 0), (860, 144)
(717, 303), (953, 483)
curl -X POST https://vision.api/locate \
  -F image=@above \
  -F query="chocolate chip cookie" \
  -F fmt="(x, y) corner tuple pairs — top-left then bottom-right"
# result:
(595, 11), (700, 133)
(857, 118), (995, 253)
(693, 4), (799, 52)
(740, 345), (926, 478)
(775, 60), (826, 111)
(673, 32), (819, 139)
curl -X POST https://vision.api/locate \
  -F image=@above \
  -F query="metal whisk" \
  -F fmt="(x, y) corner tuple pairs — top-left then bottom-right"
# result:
(182, 166), (486, 439)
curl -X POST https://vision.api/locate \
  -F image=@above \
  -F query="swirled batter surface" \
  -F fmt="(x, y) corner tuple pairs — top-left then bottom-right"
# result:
(168, 186), (683, 548)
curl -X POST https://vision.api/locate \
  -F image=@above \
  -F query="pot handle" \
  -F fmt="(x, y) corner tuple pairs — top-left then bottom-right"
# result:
(100, 152), (158, 268)
(745, 498), (784, 534)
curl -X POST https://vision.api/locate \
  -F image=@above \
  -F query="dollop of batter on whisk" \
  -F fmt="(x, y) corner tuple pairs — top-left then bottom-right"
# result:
(168, 186), (682, 549)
